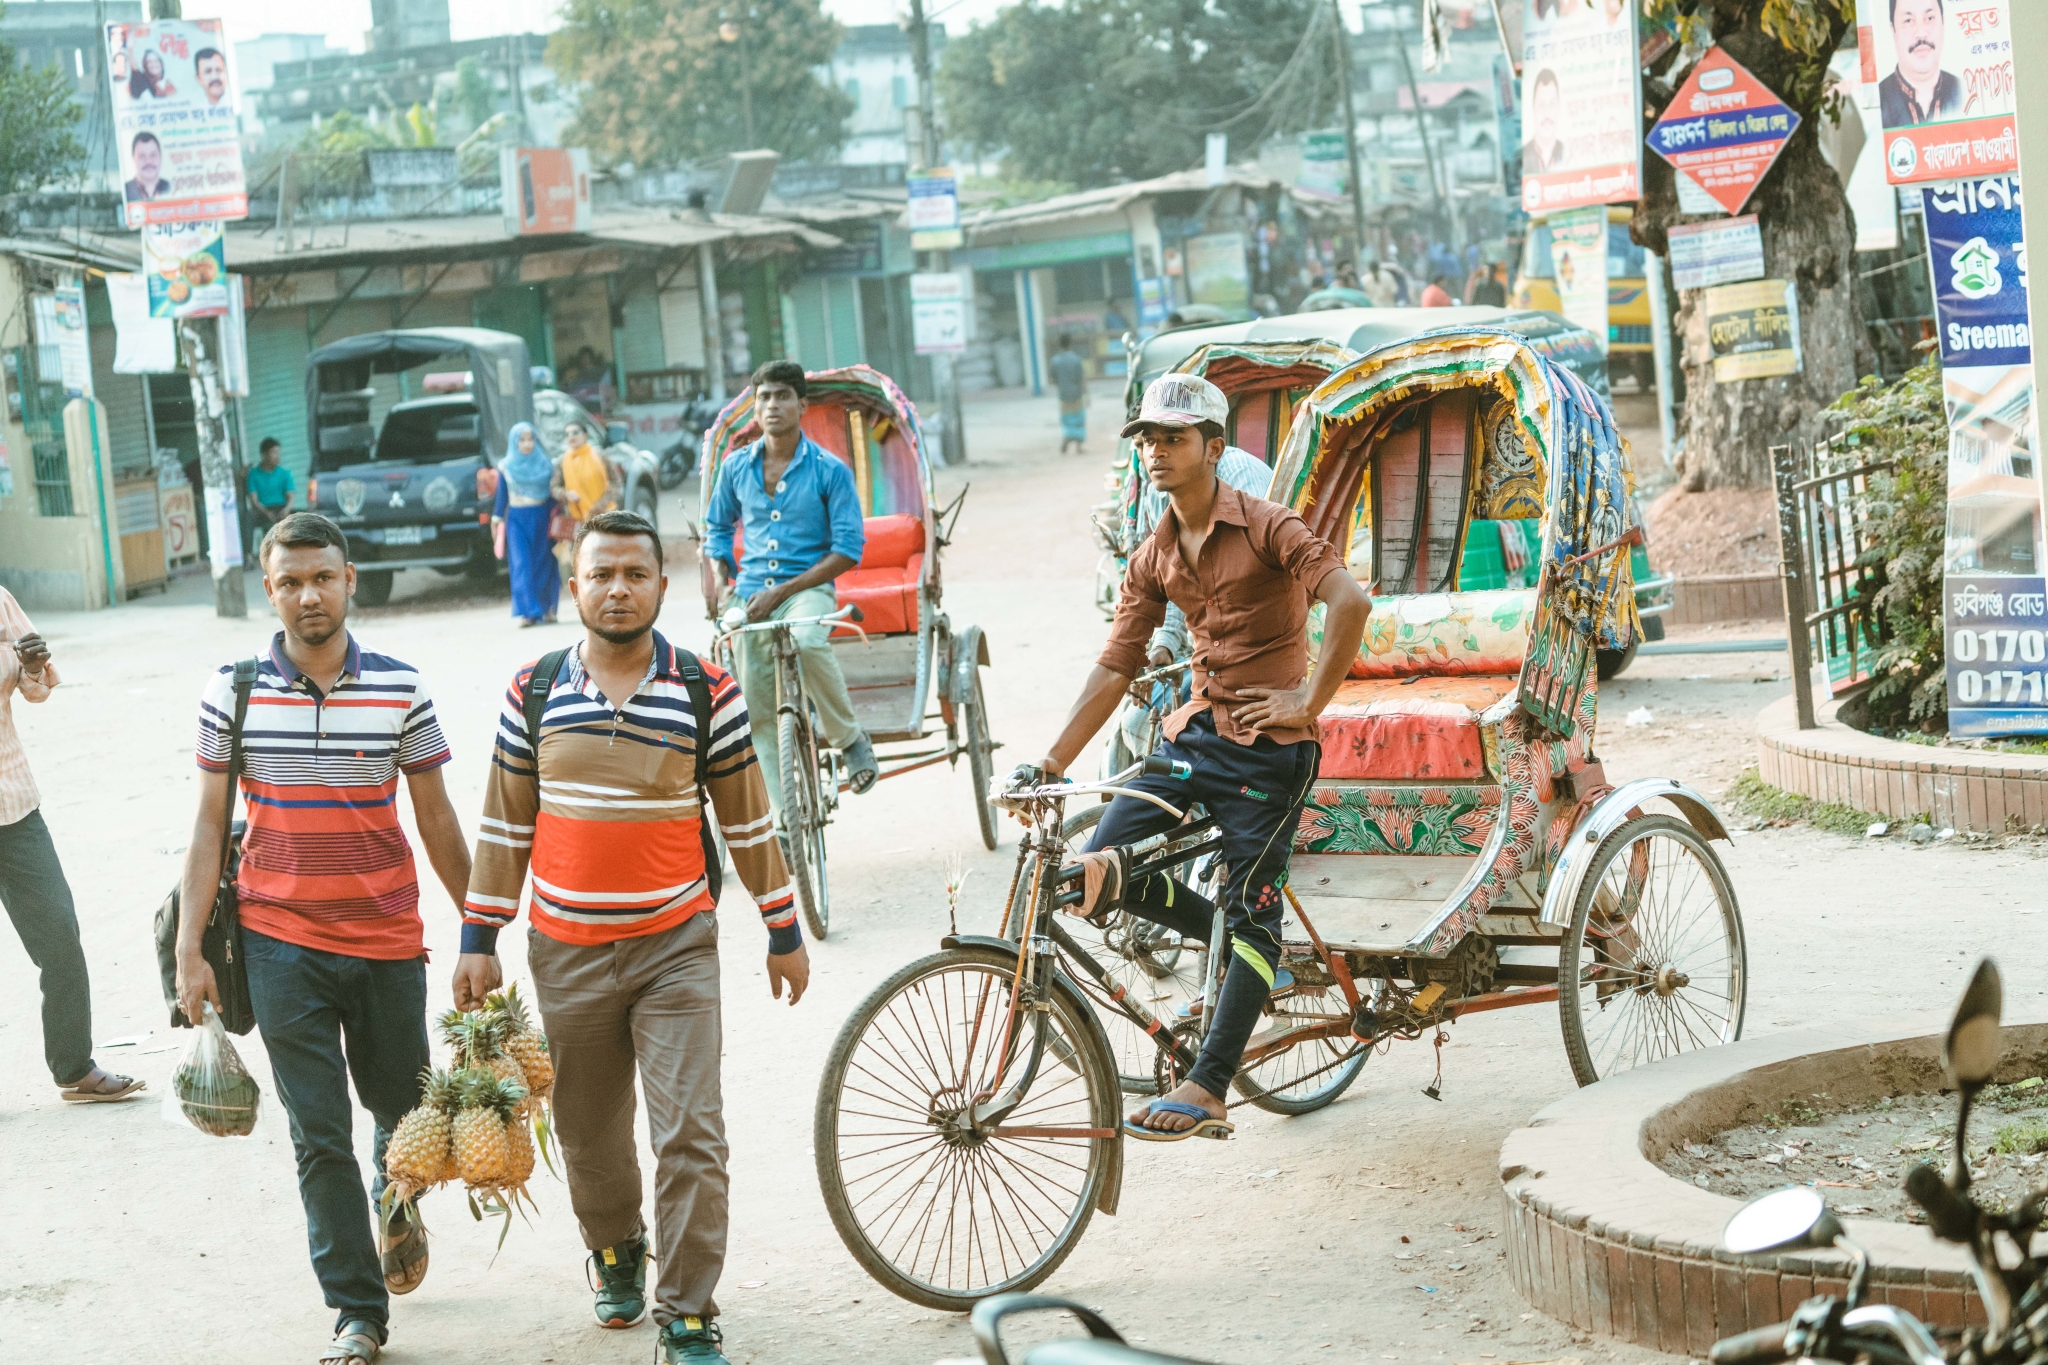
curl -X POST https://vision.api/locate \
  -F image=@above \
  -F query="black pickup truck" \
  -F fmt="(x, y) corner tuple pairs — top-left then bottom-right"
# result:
(304, 327), (661, 604)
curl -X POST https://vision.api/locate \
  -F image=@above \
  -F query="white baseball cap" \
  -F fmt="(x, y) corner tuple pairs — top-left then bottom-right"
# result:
(1121, 373), (1229, 438)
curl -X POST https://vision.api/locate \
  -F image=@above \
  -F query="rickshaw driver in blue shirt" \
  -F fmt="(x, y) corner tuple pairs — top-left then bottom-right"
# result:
(704, 359), (879, 808)
(1008, 373), (1372, 1142)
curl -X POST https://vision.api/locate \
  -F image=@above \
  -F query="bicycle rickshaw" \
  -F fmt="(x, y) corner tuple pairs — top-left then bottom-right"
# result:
(813, 326), (1748, 1309)
(699, 364), (999, 940)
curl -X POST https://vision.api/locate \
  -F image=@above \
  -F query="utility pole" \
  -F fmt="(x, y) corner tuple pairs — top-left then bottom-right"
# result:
(1390, 21), (1451, 245)
(906, 0), (965, 466)
(719, 17), (757, 146)
(1330, 0), (1371, 270)
(139, 0), (245, 615)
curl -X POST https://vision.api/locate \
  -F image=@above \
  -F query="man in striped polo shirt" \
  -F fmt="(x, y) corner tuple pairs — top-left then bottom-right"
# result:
(456, 509), (805, 1365)
(175, 513), (473, 1365)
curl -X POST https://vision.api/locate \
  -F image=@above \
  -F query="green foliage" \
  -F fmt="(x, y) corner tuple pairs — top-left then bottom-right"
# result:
(452, 56), (497, 130)
(549, 0), (853, 167)
(958, 174), (1078, 210)
(0, 22), (86, 195)
(1830, 354), (1951, 730)
(1991, 1121), (2048, 1156)
(939, 0), (1330, 187)
(1725, 769), (1881, 838)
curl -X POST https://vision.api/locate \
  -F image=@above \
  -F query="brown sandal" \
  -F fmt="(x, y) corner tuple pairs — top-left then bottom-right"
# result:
(59, 1068), (146, 1104)
(380, 1213), (429, 1295)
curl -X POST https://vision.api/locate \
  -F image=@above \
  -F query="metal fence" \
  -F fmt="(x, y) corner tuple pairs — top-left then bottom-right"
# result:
(1771, 429), (1895, 729)
(8, 346), (75, 517)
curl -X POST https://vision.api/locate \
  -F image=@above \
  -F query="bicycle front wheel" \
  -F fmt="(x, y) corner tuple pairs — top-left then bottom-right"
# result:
(814, 944), (1120, 1312)
(779, 702), (830, 940)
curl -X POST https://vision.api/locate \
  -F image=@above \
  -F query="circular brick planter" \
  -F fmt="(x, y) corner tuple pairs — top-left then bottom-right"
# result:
(1499, 1016), (2048, 1356)
(1756, 694), (2048, 835)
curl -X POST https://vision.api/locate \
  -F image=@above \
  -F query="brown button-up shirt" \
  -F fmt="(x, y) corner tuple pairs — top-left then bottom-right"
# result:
(1099, 483), (1346, 747)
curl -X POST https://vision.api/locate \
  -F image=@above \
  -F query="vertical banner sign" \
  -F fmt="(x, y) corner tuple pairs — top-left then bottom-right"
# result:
(1647, 48), (1800, 216)
(1296, 131), (1349, 201)
(104, 19), (248, 228)
(143, 220), (228, 318)
(1924, 174), (2045, 735)
(1520, 0), (1640, 213)
(1863, 0), (2016, 185)
(47, 273), (93, 398)
(907, 169), (962, 251)
(910, 272), (967, 355)
(1548, 207), (1609, 353)
(1184, 233), (1252, 311)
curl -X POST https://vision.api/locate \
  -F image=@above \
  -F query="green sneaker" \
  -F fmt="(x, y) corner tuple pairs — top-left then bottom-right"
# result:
(660, 1316), (729, 1365)
(588, 1236), (649, 1328)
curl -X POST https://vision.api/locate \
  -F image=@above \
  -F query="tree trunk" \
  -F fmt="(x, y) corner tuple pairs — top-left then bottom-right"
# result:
(1631, 1), (1871, 491)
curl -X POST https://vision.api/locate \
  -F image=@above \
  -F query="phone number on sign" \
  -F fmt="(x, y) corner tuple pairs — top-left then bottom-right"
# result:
(1950, 626), (2048, 704)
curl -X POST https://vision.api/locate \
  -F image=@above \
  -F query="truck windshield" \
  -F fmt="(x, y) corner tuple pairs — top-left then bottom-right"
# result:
(372, 403), (483, 464)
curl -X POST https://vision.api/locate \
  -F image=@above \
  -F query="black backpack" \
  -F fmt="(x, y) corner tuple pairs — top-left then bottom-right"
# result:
(521, 646), (722, 905)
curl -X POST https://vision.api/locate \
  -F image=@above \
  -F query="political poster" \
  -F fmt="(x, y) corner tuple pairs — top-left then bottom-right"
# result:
(1861, 0), (2016, 185)
(1647, 48), (1800, 216)
(1296, 131), (1349, 201)
(33, 274), (93, 398)
(1519, 0), (1641, 214)
(1704, 279), (1801, 381)
(1923, 173), (2044, 736)
(104, 19), (247, 229)
(143, 220), (228, 319)
(1667, 215), (1764, 291)
(1548, 207), (1609, 353)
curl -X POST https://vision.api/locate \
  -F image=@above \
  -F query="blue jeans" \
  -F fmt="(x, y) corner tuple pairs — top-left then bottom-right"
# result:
(243, 928), (430, 1337)
(0, 809), (95, 1086)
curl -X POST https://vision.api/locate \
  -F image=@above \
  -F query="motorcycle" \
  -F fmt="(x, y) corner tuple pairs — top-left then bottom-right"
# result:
(961, 959), (2046, 1365)
(657, 397), (725, 489)
(1708, 957), (2045, 1365)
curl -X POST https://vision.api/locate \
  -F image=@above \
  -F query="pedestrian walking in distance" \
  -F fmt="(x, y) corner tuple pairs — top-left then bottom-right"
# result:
(1050, 335), (1089, 453)
(456, 508), (809, 1365)
(0, 588), (145, 1104)
(175, 512), (473, 1365)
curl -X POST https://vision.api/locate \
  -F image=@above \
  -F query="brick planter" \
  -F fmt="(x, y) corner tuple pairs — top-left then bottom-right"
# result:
(1671, 574), (1780, 625)
(1500, 1017), (2048, 1354)
(1756, 694), (2048, 833)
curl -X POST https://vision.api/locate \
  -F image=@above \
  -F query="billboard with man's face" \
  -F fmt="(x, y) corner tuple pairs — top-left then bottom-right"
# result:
(104, 18), (248, 228)
(1861, 0), (2017, 183)
(1519, 0), (1641, 214)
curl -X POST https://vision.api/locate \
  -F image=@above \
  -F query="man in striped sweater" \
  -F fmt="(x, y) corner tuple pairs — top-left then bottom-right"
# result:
(455, 509), (806, 1365)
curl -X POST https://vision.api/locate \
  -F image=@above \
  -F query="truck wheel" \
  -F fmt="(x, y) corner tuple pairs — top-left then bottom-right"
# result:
(357, 569), (394, 606)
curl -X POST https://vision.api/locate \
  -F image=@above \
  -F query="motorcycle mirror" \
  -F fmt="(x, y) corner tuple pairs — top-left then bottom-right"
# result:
(1723, 1186), (1843, 1256)
(1943, 958), (2003, 1092)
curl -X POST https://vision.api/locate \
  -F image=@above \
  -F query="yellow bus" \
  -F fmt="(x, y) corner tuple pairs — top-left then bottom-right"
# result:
(1511, 205), (1655, 391)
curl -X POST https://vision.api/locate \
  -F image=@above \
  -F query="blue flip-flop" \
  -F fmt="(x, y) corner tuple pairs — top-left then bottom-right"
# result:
(1123, 1098), (1234, 1142)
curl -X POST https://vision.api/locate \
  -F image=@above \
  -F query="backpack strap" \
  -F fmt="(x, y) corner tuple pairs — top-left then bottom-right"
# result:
(674, 647), (723, 904)
(216, 659), (257, 885)
(522, 648), (572, 772)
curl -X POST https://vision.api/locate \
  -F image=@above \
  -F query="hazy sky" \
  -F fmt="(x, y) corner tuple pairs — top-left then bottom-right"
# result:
(203, 0), (1021, 57)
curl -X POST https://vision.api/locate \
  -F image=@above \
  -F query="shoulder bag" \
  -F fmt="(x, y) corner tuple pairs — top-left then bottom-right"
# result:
(153, 659), (258, 1034)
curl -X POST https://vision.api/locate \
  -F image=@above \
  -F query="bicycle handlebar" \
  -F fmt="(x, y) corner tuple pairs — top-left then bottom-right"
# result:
(1709, 1322), (1790, 1365)
(1709, 1306), (1944, 1365)
(717, 603), (865, 635)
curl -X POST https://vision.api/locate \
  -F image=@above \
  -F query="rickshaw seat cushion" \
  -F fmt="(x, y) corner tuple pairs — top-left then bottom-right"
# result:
(858, 513), (924, 569)
(1314, 674), (1518, 780)
(1347, 588), (1537, 680)
(835, 553), (922, 636)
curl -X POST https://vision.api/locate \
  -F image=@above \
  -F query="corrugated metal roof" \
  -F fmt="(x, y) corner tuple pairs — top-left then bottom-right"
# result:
(961, 165), (1281, 235)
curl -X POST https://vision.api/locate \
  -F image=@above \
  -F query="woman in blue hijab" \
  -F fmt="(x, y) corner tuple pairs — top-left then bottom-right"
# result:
(492, 421), (560, 625)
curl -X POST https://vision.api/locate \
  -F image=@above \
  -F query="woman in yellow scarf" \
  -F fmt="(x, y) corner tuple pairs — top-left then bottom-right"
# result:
(551, 419), (621, 574)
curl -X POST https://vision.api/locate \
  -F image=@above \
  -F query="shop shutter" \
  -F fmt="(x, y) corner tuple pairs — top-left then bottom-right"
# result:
(826, 277), (862, 367)
(87, 310), (153, 476)
(787, 276), (866, 371)
(617, 282), (666, 379)
(788, 277), (830, 370)
(245, 307), (311, 481)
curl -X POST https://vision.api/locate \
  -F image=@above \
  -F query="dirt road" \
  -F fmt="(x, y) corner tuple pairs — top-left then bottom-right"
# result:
(3, 384), (2039, 1365)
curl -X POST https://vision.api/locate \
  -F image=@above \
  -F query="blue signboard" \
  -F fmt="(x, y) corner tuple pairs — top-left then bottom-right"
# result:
(1646, 48), (1799, 216)
(1945, 578), (2048, 736)
(1922, 176), (2031, 371)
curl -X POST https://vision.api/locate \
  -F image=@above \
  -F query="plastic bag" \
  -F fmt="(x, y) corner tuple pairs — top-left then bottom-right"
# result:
(164, 1002), (263, 1138)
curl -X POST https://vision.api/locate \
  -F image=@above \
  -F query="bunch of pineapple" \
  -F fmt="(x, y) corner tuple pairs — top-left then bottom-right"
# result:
(382, 984), (554, 1212)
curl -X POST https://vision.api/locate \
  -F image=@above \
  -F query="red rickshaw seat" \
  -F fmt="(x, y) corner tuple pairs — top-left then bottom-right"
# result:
(1314, 674), (1517, 781)
(835, 513), (925, 635)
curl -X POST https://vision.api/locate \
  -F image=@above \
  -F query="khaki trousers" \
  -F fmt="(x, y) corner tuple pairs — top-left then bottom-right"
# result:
(529, 912), (726, 1325)
(732, 583), (862, 819)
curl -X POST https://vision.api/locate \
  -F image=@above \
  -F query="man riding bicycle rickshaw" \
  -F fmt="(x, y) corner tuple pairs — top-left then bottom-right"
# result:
(1008, 373), (1370, 1141)
(704, 360), (880, 815)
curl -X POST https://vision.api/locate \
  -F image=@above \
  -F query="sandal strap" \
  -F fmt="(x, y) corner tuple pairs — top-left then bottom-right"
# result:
(322, 1324), (381, 1364)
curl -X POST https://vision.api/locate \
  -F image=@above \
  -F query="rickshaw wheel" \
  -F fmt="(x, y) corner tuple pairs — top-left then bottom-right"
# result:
(1559, 813), (1746, 1086)
(780, 705), (830, 940)
(813, 944), (1119, 1311)
(1003, 805), (1206, 1095)
(1595, 638), (1639, 680)
(964, 670), (998, 850)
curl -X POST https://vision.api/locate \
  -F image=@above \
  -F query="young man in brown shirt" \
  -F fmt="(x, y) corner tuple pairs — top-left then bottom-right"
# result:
(1017, 374), (1370, 1141)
